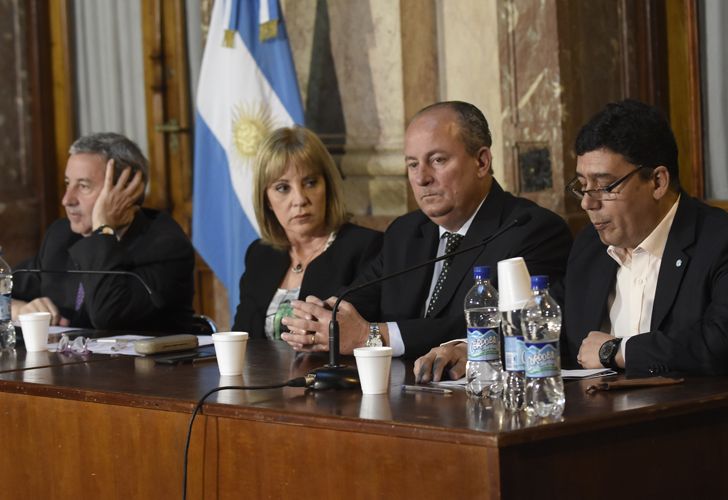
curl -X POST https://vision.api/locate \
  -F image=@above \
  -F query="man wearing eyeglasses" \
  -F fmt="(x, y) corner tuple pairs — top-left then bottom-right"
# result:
(564, 99), (728, 376)
(413, 98), (728, 383)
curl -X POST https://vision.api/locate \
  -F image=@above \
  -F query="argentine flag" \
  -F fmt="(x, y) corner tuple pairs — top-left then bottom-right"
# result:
(193, 0), (304, 316)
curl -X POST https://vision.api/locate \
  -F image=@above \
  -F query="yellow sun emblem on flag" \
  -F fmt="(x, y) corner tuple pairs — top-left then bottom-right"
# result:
(231, 104), (275, 160)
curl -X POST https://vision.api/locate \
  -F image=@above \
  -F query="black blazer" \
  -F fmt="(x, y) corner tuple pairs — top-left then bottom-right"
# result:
(232, 223), (383, 339)
(13, 209), (196, 332)
(348, 180), (573, 358)
(563, 194), (728, 376)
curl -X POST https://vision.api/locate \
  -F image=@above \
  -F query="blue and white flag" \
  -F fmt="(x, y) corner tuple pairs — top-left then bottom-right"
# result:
(192, 0), (304, 316)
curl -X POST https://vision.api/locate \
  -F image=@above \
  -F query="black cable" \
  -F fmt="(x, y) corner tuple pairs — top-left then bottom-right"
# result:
(182, 377), (310, 499)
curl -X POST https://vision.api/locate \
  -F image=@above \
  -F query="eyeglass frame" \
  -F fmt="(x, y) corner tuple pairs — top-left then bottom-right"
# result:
(566, 165), (653, 201)
(57, 333), (90, 355)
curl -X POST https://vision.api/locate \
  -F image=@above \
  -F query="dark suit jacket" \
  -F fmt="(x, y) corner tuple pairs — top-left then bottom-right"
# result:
(563, 194), (728, 376)
(232, 223), (383, 339)
(348, 180), (573, 359)
(13, 208), (195, 332)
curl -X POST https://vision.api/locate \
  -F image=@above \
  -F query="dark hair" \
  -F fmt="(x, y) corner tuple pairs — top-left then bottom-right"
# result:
(413, 101), (493, 154)
(575, 99), (680, 190)
(69, 132), (149, 204)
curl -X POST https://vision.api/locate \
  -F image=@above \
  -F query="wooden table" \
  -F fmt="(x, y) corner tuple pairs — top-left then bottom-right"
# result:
(0, 340), (726, 499)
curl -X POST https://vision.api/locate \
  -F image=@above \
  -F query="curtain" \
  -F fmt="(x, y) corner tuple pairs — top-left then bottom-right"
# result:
(701, 0), (728, 199)
(73, 0), (148, 154)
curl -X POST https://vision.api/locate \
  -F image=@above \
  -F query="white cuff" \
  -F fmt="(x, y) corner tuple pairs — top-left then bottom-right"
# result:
(620, 335), (630, 365)
(440, 338), (466, 347)
(387, 322), (405, 357)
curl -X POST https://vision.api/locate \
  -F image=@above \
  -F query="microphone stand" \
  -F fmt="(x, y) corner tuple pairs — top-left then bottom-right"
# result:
(12, 268), (164, 308)
(309, 214), (532, 390)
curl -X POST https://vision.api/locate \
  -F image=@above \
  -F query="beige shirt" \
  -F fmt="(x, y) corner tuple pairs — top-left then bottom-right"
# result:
(606, 196), (680, 361)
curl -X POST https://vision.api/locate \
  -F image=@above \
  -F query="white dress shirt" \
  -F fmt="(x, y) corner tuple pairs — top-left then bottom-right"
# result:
(606, 196), (680, 362)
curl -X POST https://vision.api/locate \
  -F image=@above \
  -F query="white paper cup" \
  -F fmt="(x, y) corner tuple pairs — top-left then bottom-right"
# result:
(212, 332), (249, 376)
(497, 257), (532, 311)
(353, 346), (393, 395)
(19, 312), (51, 352)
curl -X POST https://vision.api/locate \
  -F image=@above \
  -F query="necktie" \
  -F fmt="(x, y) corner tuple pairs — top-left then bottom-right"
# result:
(74, 282), (85, 311)
(425, 232), (463, 317)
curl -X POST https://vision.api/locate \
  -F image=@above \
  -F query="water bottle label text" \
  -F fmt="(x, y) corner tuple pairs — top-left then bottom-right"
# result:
(504, 336), (525, 371)
(467, 327), (500, 361)
(524, 341), (560, 378)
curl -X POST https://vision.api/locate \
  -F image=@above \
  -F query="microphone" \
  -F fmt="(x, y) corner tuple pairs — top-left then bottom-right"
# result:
(309, 213), (532, 390)
(12, 268), (165, 308)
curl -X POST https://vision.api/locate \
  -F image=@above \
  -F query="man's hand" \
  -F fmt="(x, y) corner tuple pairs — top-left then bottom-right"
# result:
(413, 342), (467, 384)
(282, 296), (369, 354)
(91, 159), (144, 231)
(12, 298), (69, 326)
(578, 331), (624, 369)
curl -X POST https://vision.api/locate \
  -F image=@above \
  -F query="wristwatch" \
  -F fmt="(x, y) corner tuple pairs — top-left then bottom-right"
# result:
(365, 323), (383, 347)
(598, 338), (623, 370)
(94, 224), (116, 237)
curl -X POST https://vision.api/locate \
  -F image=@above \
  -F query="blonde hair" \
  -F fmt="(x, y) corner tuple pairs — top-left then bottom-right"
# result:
(253, 126), (349, 249)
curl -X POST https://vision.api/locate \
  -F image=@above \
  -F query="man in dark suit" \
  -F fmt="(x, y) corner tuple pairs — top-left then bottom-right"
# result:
(283, 101), (572, 359)
(563, 99), (728, 376)
(12, 132), (195, 332)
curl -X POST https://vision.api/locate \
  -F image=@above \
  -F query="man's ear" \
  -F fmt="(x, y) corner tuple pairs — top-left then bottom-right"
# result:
(476, 147), (492, 178)
(652, 165), (671, 200)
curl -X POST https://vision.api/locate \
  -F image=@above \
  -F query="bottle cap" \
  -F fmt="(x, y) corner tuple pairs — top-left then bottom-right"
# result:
(473, 266), (490, 280)
(531, 275), (549, 290)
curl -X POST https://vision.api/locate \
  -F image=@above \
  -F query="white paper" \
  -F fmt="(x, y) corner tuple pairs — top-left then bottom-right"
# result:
(562, 368), (617, 380)
(49, 326), (83, 334)
(430, 368), (617, 387)
(47, 334), (214, 356)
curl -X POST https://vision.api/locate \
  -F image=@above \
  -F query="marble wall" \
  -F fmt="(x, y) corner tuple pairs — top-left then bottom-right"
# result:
(437, 0), (505, 183)
(284, 0), (511, 226)
(0, 0), (29, 192)
(279, 0), (646, 227)
(284, 0), (407, 226)
(0, 0), (39, 266)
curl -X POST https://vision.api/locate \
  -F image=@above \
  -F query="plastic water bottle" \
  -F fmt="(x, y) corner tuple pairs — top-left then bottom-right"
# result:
(0, 250), (16, 350)
(464, 266), (502, 398)
(501, 307), (526, 411)
(521, 275), (564, 418)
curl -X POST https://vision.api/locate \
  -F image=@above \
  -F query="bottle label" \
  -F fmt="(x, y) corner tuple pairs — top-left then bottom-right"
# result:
(0, 295), (9, 321)
(467, 327), (500, 361)
(504, 336), (525, 371)
(524, 340), (560, 378)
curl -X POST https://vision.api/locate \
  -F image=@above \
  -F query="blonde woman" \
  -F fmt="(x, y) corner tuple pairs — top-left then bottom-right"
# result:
(232, 127), (382, 340)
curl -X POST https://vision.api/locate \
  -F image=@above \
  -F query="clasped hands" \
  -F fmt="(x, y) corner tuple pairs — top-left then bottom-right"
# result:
(281, 296), (369, 354)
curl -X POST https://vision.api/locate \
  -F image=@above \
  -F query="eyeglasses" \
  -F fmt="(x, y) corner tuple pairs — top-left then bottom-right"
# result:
(57, 334), (90, 355)
(566, 165), (651, 201)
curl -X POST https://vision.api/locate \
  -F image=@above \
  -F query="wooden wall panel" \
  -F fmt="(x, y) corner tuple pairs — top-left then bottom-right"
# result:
(666, 0), (703, 199)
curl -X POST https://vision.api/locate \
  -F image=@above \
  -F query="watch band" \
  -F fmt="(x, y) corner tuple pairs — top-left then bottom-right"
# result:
(599, 338), (623, 370)
(94, 224), (116, 237)
(365, 323), (383, 347)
